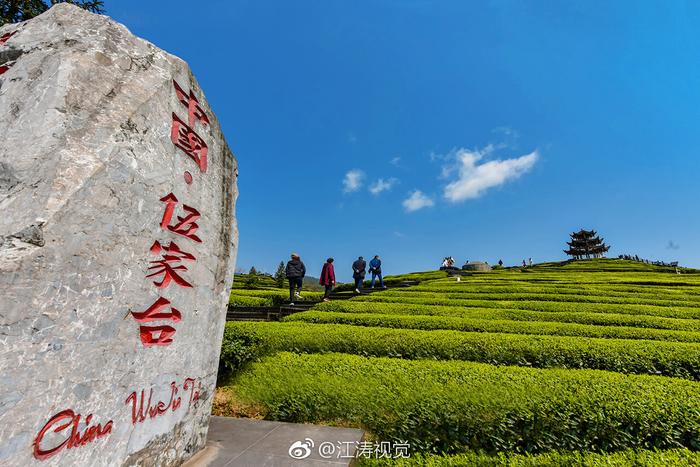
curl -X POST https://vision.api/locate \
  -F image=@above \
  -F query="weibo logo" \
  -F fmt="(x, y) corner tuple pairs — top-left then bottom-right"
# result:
(288, 438), (314, 460)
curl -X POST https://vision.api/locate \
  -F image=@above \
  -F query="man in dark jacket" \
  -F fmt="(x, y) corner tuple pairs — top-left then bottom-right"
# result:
(352, 256), (366, 293)
(319, 258), (336, 301)
(285, 253), (306, 304)
(369, 255), (385, 289)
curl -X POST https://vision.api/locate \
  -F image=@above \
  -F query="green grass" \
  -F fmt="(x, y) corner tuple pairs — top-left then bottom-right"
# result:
(217, 259), (700, 463)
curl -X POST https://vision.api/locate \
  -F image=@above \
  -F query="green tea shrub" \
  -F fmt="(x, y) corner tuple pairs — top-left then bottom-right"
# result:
(285, 311), (700, 343)
(224, 322), (700, 379)
(229, 288), (323, 306)
(354, 295), (700, 320)
(218, 324), (265, 377)
(313, 300), (700, 331)
(361, 448), (700, 466)
(235, 352), (700, 454)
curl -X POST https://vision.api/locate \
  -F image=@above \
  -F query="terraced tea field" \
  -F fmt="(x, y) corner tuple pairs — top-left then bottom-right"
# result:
(216, 259), (700, 465)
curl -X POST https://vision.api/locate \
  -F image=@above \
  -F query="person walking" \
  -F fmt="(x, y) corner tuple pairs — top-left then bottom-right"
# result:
(352, 256), (367, 293)
(369, 255), (385, 289)
(285, 253), (306, 305)
(319, 258), (336, 301)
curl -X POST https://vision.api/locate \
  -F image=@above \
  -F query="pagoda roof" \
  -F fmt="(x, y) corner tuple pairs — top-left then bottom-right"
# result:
(571, 229), (597, 237)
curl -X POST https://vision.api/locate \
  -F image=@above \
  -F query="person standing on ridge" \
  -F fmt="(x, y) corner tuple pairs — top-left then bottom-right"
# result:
(285, 253), (306, 305)
(528, 257), (533, 267)
(319, 257), (336, 301)
(369, 255), (385, 289)
(352, 256), (367, 293)
(498, 259), (504, 267)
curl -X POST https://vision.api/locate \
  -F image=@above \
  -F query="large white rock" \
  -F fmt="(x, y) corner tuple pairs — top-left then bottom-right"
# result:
(0, 4), (238, 466)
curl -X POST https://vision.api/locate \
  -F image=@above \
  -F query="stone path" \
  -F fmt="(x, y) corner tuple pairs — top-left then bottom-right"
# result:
(183, 417), (365, 467)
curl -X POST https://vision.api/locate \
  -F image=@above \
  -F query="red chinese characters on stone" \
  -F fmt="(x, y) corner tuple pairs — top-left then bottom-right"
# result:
(171, 113), (208, 173)
(132, 296), (182, 323)
(0, 63), (14, 75)
(147, 240), (196, 289)
(138, 325), (177, 347)
(0, 31), (17, 46)
(173, 79), (210, 127)
(33, 409), (113, 461)
(159, 193), (202, 243)
(171, 80), (209, 173)
(132, 297), (181, 346)
(0, 31), (18, 75)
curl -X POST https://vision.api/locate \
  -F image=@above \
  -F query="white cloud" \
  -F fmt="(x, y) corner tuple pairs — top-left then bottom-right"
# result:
(390, 157), (401, 166)
(342, 169), (365, 193)
(402, 190), (434, 212)
(369, 177), (398, 195)
(443, 148), (538, 202)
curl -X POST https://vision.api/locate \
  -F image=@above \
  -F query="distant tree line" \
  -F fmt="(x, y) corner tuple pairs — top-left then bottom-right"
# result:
(235, 262), (325, 292)
(1, 0), (104, 26)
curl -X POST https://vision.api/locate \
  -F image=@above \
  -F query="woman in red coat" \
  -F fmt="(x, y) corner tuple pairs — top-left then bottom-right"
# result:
(319, 258), (336, 301)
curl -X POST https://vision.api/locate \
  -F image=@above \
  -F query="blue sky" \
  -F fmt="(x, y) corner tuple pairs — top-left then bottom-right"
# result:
(109, 1), (700, 280)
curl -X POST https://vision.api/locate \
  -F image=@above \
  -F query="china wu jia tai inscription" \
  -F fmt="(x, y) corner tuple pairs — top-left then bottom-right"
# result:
(0, 4), (238, 466)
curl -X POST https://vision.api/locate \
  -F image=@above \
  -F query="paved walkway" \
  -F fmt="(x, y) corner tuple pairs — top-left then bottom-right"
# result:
(183, 417), (365, 467)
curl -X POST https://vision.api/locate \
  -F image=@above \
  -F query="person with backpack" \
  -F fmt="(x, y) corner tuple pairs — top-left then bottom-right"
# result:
(319, 257), (336, 301)
(369, 255), (385, 289)
(285, 253), (306, 304)
(352, 256), (367, 293)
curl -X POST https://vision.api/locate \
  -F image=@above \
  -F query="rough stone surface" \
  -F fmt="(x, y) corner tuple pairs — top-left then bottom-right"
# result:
(0, 5), (238, 466)
(462, 262), (492, 272)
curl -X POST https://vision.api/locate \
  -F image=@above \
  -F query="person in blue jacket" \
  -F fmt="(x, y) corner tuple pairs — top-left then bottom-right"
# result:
(369, 255), (385, 289)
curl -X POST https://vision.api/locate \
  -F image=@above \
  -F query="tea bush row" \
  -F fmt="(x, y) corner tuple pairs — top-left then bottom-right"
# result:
(233, 352), (700, 454)
(224, 321), (700, 379)
(360, 448), (700, 466)
(354, 294), (700, 319)
(285, 310), (700, 343)
(409, 284), (700, 301)
(229, 288), (322, 306)
(372, 290), (700, 308)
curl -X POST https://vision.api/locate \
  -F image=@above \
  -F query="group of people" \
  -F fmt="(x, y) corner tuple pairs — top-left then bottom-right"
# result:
(284, 253), (386, 305)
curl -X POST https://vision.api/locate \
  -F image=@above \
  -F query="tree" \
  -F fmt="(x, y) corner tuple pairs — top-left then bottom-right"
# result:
(1, 1), (105, 27)
(274, 261), (285, 288)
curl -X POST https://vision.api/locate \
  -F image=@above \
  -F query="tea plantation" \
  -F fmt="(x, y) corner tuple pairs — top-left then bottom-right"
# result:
(216, 259), (700, 465)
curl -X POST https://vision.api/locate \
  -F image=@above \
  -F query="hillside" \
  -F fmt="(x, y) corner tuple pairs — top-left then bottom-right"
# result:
(216, 259), (700, 464)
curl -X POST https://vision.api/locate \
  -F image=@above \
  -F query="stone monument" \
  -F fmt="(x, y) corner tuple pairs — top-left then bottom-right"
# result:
(0, 4), (238, 466)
